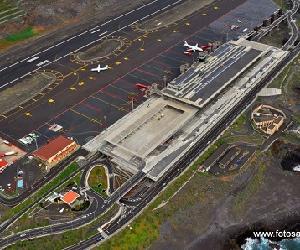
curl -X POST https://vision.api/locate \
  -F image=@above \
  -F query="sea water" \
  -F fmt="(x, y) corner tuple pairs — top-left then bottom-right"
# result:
(241, 236), (300, 250)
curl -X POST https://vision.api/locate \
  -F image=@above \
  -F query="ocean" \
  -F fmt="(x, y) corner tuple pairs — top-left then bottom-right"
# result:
(241, 237), (300, 250)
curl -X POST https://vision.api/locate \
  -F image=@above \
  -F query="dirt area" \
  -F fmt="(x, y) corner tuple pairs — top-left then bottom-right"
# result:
(0, 71), (56, 115)
(76, 38), (123, 62)
(136, 0), (216, 31)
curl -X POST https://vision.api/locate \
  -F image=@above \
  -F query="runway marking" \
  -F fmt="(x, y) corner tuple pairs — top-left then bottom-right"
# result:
(110, 84), (137, 96)
(137, 5), (145, 10)
(102, 20), (112, 26)
(70, 108), (102, 125)
(125, 10), (135, 15)
(89, 25), (99, 31)
(1, 0), (183, 88)
(8, 6), (229, 137)
(151, 10), (160, 16)
(91, 96), (128, 113)
(172, 0), (183, 5)
(114, 14), (123, 21)
(0, 66), (8, 72)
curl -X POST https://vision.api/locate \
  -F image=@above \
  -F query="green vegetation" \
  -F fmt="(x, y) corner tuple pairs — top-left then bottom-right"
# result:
(97, 138), (226, 250)
(88, 165), (108, 197)
(233, 160), (267, 214)
(5, 27), (38, 42)
(268, 55), (300, 89)
(0, 162), (79, 224)
(0, 26), (41, 50)
(3, 214), (49, 237)
(6, 203), (120, 250)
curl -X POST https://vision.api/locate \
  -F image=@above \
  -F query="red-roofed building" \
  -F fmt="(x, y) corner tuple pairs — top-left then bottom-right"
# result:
(62, 191), (80, 205)
(0, 158), (8, 173)
(33, 135), (78, 169)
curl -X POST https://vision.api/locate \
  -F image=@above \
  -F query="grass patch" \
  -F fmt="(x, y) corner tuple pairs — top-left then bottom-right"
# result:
(0, 26), (42, 50)
(97, 138), (224, 250)
(5, 27), (38, 42)
(3, 213), (49, 237)
(6, 203), (120, 250)
(0, 162), (79, 224)
(233, 161), (267, 214)
(88, 165), (108, 197)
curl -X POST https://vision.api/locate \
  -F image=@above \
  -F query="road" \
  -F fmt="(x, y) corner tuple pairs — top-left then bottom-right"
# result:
(54, 41), (300, 250)
(0, 0), (295, 248)
(250, 0), (299, 46)
(283, 0), (300, 49)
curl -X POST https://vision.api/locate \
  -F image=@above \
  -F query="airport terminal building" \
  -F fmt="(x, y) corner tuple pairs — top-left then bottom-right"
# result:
(84, 38), (287, 181)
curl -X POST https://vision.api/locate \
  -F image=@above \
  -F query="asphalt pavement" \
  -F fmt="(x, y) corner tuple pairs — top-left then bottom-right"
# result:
(0, 0), (288, 248)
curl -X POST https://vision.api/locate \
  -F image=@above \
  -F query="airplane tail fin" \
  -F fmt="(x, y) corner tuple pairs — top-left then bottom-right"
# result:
(196, 43), (199, 47)
(184, 41), (189, 47)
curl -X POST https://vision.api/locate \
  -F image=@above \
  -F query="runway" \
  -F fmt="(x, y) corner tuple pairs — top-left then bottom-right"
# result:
(0, 0), (283, 248)
(0, 0), (254, 153)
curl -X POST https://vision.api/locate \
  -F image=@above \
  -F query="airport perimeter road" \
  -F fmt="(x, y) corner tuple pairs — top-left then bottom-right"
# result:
(2, 44), (299, 250)
(283, 0), (300, 50)
(0, 171), (145, 249)
(0, 150), (87, 207)
(2, 39), (298, 250)
(251, 0), (300, 44)
(66, 45), (300, 250)
(0, 0), (184, 90)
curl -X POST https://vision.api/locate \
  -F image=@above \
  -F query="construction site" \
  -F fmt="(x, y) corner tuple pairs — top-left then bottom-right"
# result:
(84, 37), (287, 182)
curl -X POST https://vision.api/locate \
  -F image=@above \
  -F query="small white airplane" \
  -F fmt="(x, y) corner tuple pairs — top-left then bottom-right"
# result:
(90, 64), (109, 73)
(184, 41), (203, 52)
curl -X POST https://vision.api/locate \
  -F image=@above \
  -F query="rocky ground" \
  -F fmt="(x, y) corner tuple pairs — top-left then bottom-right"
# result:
(148, 48), (300, 249)
(149, 129), (300, 250)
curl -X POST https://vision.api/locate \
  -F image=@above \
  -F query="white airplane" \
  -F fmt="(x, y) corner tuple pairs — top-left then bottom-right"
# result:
(184, 41), (203, 52)
(90, 64), (109, 73)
